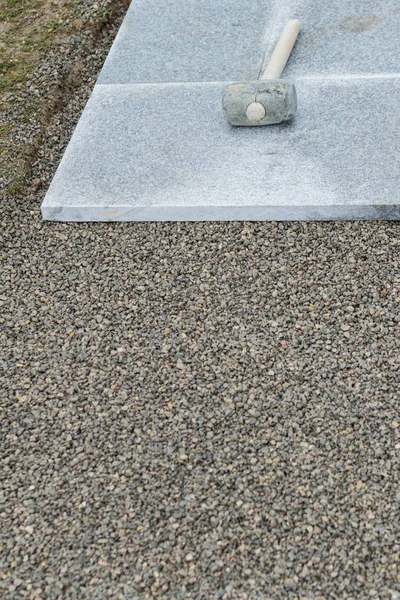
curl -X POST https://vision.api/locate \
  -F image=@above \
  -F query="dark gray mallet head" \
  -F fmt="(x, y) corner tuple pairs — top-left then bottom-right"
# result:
(222, 79), (297, 127)
(223, 19), (301, 127)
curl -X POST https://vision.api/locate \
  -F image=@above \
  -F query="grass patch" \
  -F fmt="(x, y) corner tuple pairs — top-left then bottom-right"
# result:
(0, 58), (30, 93)
(0, 0), (128, 194)
(0, 0), (68, 94)
(0, 0), (86, 188)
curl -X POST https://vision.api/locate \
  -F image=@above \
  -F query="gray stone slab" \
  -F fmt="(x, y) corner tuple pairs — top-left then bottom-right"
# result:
(263, 0), (400, 77)
(42, 78), (400, 221)
(97, 0), (275, 84)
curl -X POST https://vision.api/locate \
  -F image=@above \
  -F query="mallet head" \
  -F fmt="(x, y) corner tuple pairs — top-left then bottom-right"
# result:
(222, 79), (297, 127)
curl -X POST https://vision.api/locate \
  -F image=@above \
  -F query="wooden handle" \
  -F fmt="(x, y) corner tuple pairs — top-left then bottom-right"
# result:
(262, 19), (301, 80)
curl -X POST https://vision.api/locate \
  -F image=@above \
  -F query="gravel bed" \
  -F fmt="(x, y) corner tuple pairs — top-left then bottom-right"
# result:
(1, 4), (400, 599)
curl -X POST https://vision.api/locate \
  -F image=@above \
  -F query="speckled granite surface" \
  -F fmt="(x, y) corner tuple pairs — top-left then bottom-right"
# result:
(97, 0), (274, 84)
(261, 0), (400, 77)
(42, 0), (400, 221)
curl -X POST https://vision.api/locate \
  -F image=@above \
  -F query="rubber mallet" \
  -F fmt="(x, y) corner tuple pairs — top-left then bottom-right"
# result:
(222, 19), (301, 127)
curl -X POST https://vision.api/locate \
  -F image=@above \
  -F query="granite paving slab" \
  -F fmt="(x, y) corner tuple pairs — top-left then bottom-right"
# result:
(42, 78), (400, 221)
(42, 0), (400, 221)
(262, 0), (400, 77)
(97, 0), (275, 84)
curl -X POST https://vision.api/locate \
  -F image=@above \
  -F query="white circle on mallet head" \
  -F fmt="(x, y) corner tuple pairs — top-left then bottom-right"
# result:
(246, 102), (266, 122)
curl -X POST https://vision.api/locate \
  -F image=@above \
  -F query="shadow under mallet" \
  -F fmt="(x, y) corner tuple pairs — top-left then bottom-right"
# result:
(223, 19), (301, 127)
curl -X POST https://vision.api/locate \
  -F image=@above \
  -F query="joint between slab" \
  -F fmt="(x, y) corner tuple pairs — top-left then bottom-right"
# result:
(95, 73), (400, 91)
